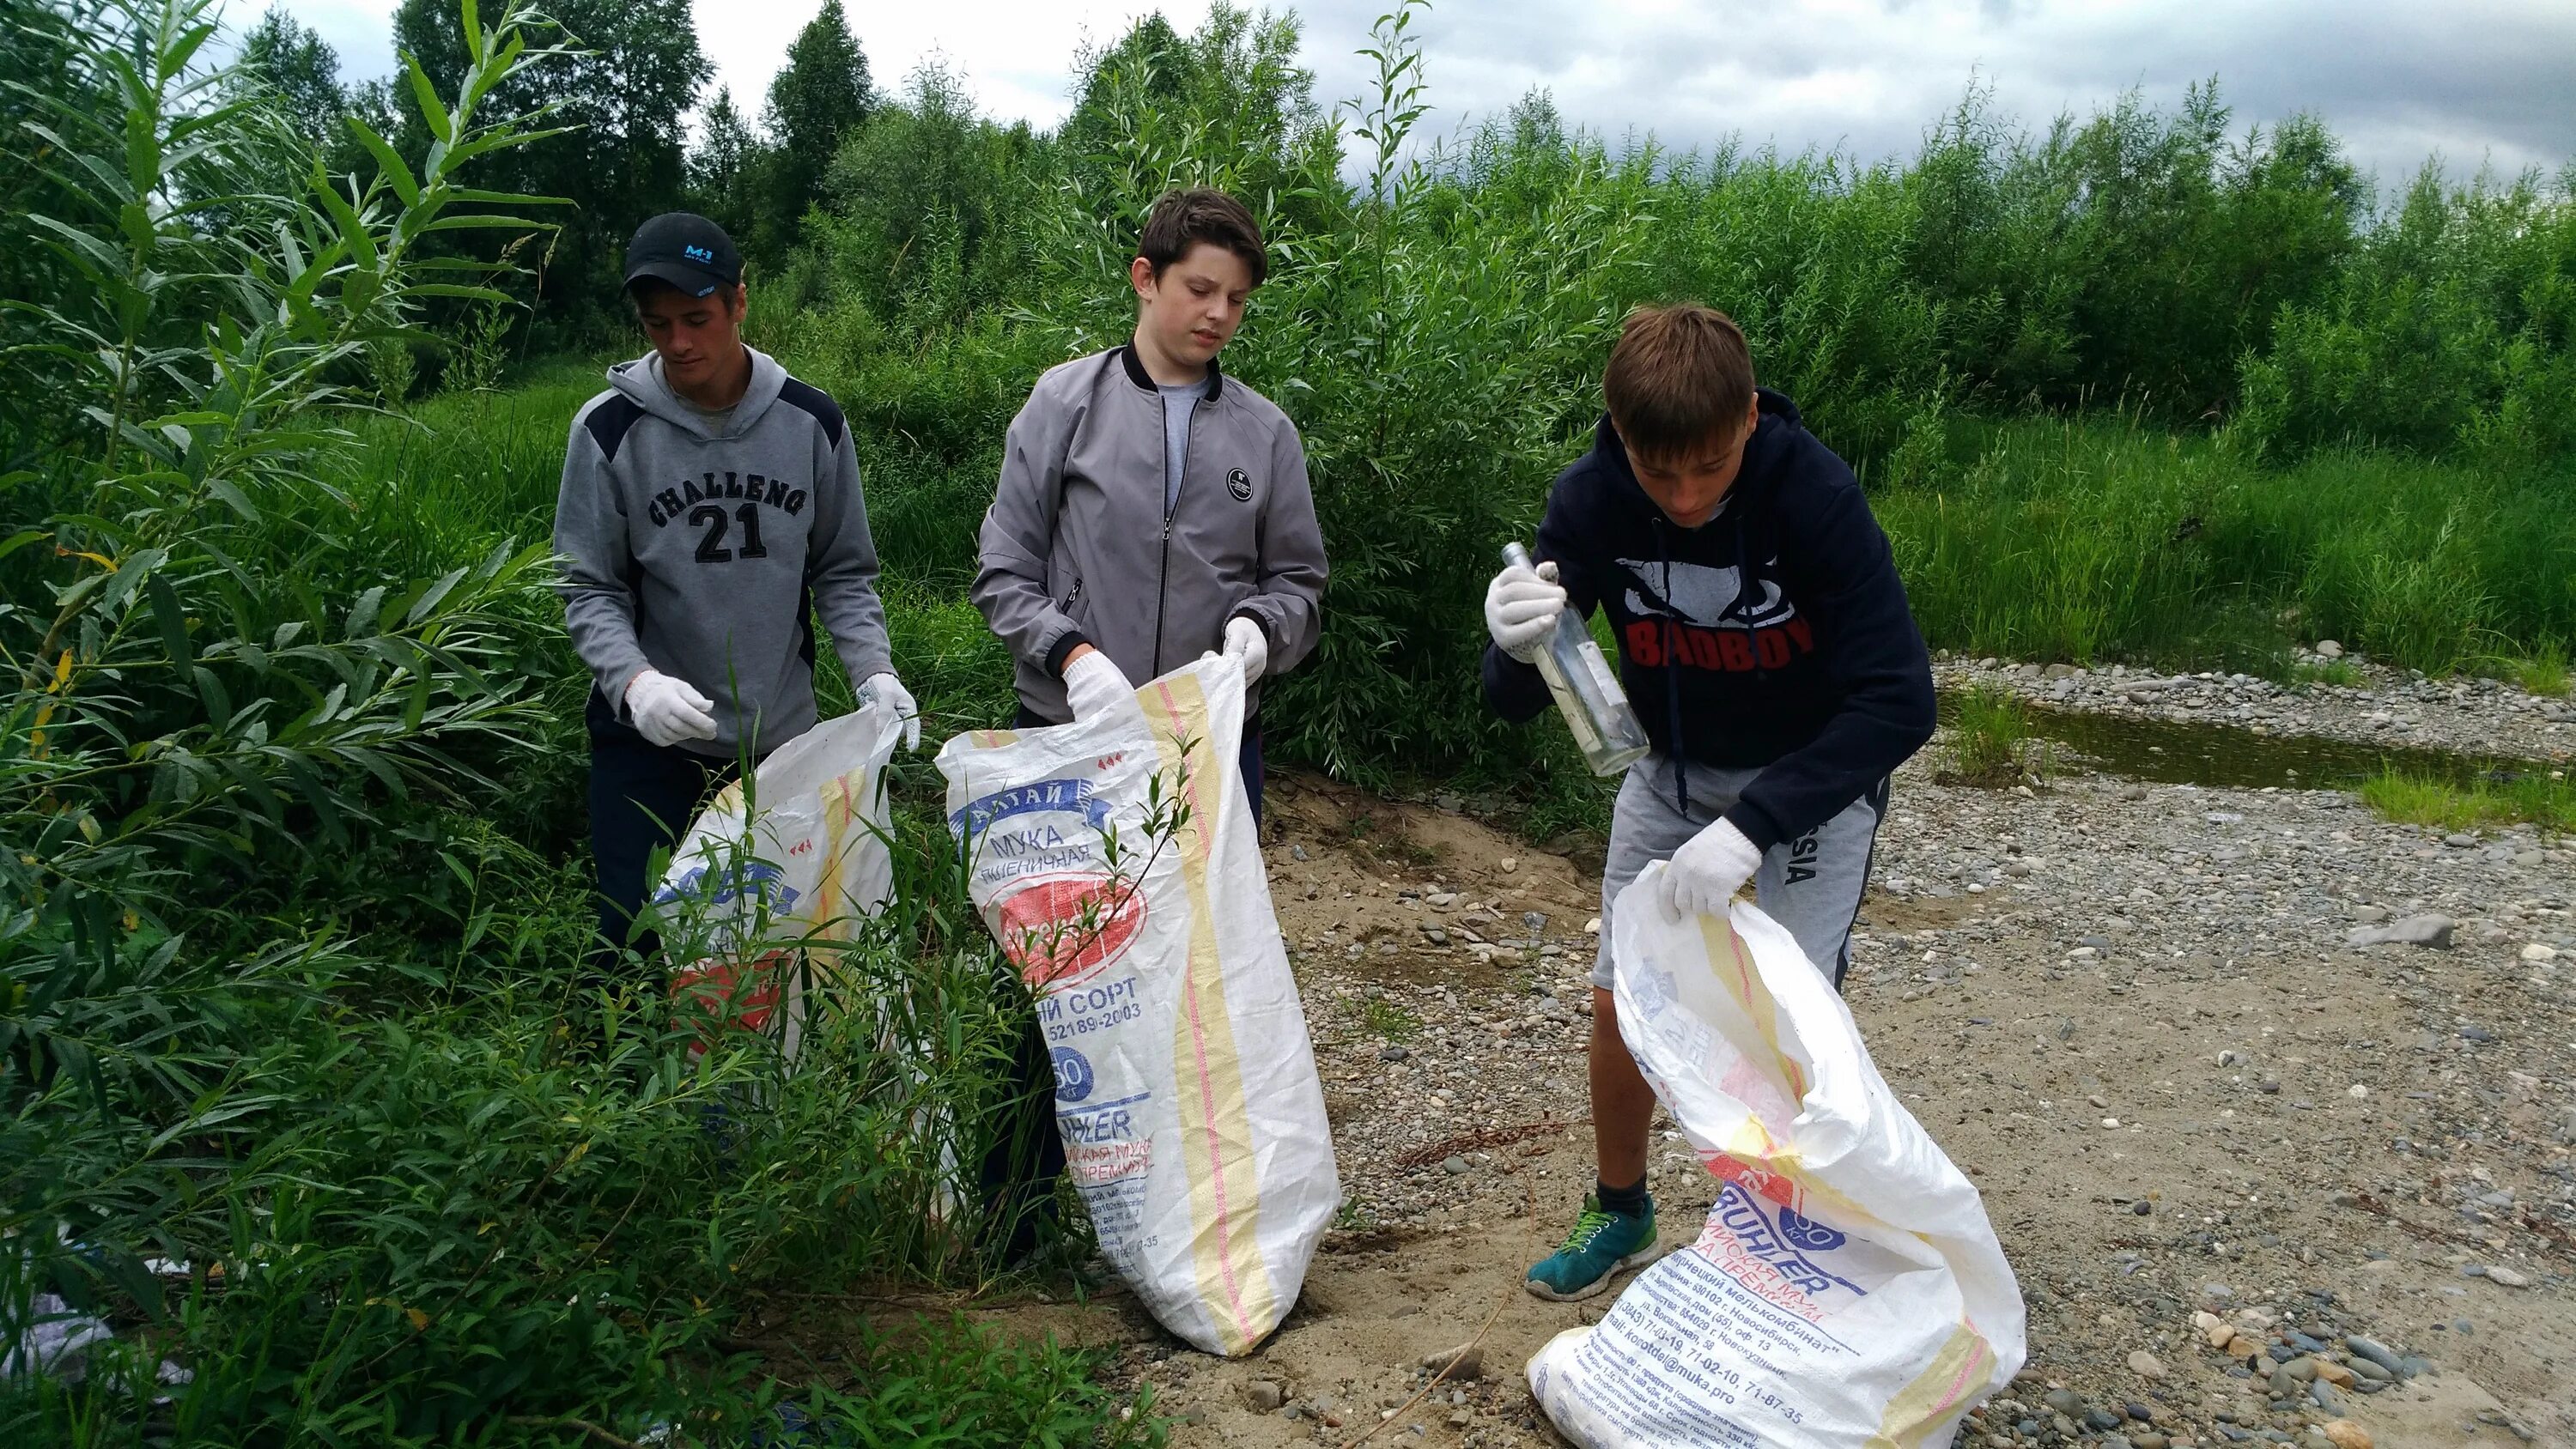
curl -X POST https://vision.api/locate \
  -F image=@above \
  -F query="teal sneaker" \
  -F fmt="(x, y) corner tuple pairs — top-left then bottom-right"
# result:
(1525, 1192), (1660, 1301)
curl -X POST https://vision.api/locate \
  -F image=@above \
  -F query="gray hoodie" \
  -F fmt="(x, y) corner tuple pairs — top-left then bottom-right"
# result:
(553, 347), (891, 759)
(974, 346), (1327, 721)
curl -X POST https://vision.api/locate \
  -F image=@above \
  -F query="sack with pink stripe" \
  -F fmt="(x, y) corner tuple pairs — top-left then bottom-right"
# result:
(936, 653), (1336, 1355)
(1528, 870), (2024, 1446)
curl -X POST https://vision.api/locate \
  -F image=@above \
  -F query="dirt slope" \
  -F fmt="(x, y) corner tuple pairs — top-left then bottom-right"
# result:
(987, 758), (2575, 1449)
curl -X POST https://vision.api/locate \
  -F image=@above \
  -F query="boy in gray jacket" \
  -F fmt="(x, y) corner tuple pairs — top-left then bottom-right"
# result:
(974, 187), (1327, 818)
(554, 212), (916, 955)
(969, 188), (1327, 1260)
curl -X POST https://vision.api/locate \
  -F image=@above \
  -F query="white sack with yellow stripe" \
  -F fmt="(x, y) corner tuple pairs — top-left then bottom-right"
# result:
(653, 700), (902, 1064)
(1529, 865), (2024, 1447)
(936, 653), (1337, 1355)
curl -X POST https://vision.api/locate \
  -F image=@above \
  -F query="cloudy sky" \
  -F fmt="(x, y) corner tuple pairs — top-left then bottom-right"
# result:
(251, 1), (2575, 191)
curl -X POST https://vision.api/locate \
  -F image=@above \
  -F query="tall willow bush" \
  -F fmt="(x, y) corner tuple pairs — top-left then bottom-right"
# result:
(3, 3), (1096, 1442)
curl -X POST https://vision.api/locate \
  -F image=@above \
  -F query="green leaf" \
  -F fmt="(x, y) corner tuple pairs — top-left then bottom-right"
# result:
(404, 567), (470, 626)
(444, 188), (574, 208)
(404, 52), (453, 144)
(348, 585), (387, 639)
(191, 665), (233, 725)
(343, 118), (420, 208)
(145, 572), (191, 664)
(407, 283), (513, 305)
(420, 214), (547, 233)
(204, 478), (259, 523)
(311, 164), (379, 271)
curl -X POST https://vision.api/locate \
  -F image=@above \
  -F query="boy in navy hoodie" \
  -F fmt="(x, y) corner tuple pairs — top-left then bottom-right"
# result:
(1481, 305), (1935, 1301)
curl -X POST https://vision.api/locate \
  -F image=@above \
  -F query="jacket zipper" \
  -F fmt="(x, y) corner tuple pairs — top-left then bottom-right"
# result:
(1151, 396), (1201, 677)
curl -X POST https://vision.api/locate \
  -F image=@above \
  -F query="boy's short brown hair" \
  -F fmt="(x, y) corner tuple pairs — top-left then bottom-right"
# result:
(1139, 187), (1269, 288)
(1603, 304), (1756, 463)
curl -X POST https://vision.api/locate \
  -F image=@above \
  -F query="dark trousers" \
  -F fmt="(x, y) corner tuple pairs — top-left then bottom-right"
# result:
(585, 688), (733, 959)
(977, 706), (1263, 1261)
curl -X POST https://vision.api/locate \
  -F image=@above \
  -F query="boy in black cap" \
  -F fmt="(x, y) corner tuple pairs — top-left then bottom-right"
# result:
(553, 212), (917, 956)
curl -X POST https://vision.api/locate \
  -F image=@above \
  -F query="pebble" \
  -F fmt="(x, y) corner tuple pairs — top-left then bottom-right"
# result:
(1246, 1379), (1285, 1412)
(2343, 1337), (2402, 1375)
(2482, 1264), (2531, 1288)
(2320, 1419), (2371, 1449)
(1380, 1046), (1410, 1062)
(2128, 1349), (2167, 1380)
(1442, 1155), (1471, 1175)
(2523, 943), (2559, 962)
(2343, 912), (2455, 949)
(1419, 1343), (1484, 1380)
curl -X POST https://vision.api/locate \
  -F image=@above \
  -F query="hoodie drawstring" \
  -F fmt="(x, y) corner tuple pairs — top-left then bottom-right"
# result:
(1657, 518), (1691, 815)
(1736, 514), (1768, 689)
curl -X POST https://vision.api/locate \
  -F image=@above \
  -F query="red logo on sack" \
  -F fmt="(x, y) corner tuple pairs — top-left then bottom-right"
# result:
(670, 950), (793, 1060)
(993, 873), (1145, 990)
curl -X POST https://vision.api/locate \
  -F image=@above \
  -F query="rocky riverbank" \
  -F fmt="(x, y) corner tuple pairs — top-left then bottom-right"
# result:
(1935, 650), (2575, 766)
(983, 691), (2573, 1449)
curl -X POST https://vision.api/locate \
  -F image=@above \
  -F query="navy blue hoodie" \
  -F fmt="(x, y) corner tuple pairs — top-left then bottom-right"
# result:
(1482, 389), (1935, 852)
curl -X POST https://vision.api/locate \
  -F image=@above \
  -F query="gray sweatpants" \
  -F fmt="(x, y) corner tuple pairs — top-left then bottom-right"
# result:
(1590, 755), (1888, 991)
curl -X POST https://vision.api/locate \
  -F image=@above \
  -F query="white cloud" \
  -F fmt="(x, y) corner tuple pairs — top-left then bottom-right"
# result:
(246, 0), (2576, 190)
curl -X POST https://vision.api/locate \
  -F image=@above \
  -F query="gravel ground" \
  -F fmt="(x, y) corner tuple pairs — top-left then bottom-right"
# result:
(1935, 652), (2576, 765)
(982, 699), (2574, 1449)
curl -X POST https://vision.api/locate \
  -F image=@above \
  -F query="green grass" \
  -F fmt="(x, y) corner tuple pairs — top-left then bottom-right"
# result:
(1353, 995), (1424, 1042)
(1875, 417), (2576, 680)
(2358, 767), (2576, 834)
(2517, 644), (2570, 698)
(1940, 685), (2049, 786)
(2291, 658), (2365, 689)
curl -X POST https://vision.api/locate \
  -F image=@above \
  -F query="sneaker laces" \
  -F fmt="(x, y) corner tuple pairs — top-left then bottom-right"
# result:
(1556, 1206), (1619, 1254)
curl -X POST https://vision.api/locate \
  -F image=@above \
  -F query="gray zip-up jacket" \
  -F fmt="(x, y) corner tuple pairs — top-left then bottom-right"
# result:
(974, 345), (1327, 721)
(553, 347), (892, 759)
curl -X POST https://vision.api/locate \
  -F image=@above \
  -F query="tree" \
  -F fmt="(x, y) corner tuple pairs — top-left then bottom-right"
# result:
(392, 0), (710, 334)
(238, 7), (344, 153)
(760, 0), (873, 256)
(689, 85), (767, 243)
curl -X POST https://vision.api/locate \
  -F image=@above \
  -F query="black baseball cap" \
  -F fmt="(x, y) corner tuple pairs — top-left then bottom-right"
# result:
(623, 212), (742, 298)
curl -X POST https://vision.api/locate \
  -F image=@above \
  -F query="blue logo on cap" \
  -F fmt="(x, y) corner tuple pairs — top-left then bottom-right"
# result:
(683, 244), (714, 262)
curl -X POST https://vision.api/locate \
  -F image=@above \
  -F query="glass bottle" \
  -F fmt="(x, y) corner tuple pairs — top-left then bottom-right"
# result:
(1503, 543), (1651, 776)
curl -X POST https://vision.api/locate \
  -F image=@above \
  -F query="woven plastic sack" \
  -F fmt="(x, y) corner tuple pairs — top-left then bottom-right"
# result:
(935, 653), (1338, 1355)
(1528, 864), (2025, 1447)
(653, 700), (902, 1064)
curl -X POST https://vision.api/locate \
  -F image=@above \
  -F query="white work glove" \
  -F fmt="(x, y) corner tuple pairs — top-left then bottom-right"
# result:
(1485, 560), (1565, 664)
(1658, 818), (1763, 922)
(1061, 648), (1138, 723)
(857, 671), (920, 751)
(625, 668), (718, 749)
(1221, 615), (1269, 682)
